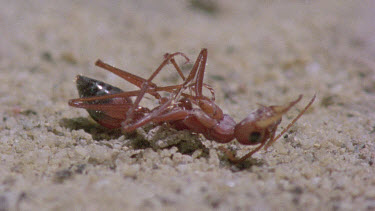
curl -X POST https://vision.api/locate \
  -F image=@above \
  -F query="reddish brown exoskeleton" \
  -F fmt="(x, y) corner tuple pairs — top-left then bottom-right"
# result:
(69, 49), (315, 162)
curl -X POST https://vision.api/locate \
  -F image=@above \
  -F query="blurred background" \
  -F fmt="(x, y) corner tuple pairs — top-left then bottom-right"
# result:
(1, 0), (375, 210)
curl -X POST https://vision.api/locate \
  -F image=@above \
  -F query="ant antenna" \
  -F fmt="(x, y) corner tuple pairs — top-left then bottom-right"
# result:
(264, 94), (316, 150)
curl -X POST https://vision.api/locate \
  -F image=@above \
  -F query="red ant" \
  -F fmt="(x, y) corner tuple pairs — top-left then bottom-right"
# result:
(69, 49), (315, 163)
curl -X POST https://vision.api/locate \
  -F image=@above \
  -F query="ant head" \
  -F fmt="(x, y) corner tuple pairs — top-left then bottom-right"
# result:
(234, 108), (279, 145)
(234, 95), (303, 146)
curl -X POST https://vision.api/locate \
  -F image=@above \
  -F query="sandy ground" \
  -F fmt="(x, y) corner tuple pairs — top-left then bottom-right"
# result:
(1, 0), (375, 210)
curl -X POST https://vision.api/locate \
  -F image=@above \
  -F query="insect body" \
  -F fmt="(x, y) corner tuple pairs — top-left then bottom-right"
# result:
(69, 49), (315, 162)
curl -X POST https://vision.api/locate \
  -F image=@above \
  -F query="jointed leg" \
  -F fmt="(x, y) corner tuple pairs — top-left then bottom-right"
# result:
(122, 97), (176, 132)
(174, 48), (209, 99)
(68, 101), (132, 112)
(96, 52), (189, 88)
(219, 143), (264, 163)
(126, 49), (208, 123)
(234, 127), (277, 163)
(194, 49), (208, 98)
(122, 49), (208, 131)
(164, 53), (187, 80)
(125, 52), (192, 123)
(68, 84), (193, 110)
(95, 52), (189, 99)
(95, 60), (154, 89)
(161, 48), (209, 105)
(184, 83), (215, 101)
(123, 48), (209, 119)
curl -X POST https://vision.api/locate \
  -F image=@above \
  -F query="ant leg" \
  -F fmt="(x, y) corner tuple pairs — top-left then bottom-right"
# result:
(69, 81), (191, 108)
(231, 127), (277, 163)
(235, 143), (265, 163)
(168, 48), (208, 104)
(165, 53), (210, 95)
(125, 53), (190, 122)
(203, 83), (215, 101)
(122, 97), (218, 133)
(185, 83), (215, 101)
(182, 49), (207, 87)
(218, 146), (238, 161)
(69, 90), (141, 104)
(178, 49), (213, 100)
(95, 52), (189, 89)
(158, 52), (213, 99)
(124, 109), (192, 132)
(122, 97), (176, 132)
(164, 53), (187, 80)
(189, 49), (215, 100)
(95, 60), (154, 89)
(69, 100), (131, 112)
(121, 49), (209, 131)
(95, 52), (189, 99)
(218, 145), (263, 163)
(194, 49), (208, 98)
(218, 125), (277, 163)
(126, 49), (207, 123)
(122, 92), (210, 132)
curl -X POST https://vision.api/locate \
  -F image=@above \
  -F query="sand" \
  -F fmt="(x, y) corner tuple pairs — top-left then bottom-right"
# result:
(1, 0), (375, 210)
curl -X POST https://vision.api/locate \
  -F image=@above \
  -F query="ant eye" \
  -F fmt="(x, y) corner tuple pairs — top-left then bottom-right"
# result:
(249, 132), (262, 144)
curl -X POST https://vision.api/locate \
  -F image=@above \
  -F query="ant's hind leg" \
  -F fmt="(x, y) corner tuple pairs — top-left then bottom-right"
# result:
(95, 60), (154, 90)
(95, 52), (190, 92)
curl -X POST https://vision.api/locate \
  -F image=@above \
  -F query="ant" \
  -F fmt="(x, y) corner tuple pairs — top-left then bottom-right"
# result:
(69, 49), (315, 163)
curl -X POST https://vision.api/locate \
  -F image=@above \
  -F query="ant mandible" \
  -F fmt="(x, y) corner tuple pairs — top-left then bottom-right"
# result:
(69, 49), (315, 163)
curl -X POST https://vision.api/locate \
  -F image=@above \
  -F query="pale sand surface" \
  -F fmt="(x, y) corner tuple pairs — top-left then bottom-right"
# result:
(1, 1), (375, 210)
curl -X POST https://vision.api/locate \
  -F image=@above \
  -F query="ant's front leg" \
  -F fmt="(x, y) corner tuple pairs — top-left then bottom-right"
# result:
(218, 127), (276, 163)
(227, 128), (277, 163)
(96, 52), (189, 88)
(95, 52), (190, 99)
